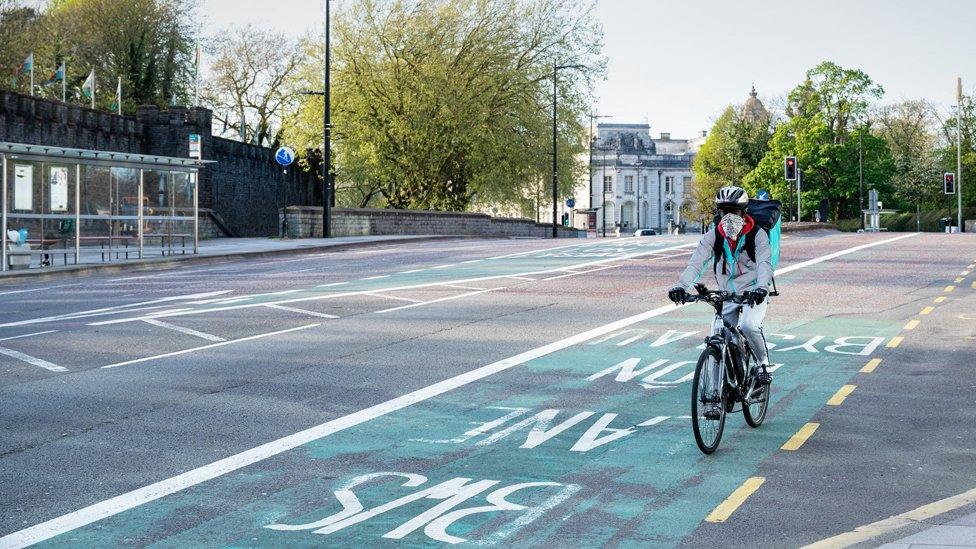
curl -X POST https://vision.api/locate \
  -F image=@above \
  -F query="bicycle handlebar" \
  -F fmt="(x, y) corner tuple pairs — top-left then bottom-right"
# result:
(680, 286), (751, 305)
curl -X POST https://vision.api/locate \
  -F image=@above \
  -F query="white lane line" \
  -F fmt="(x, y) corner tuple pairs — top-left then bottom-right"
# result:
(101, 324), (319, 370)
(441, 284), (487, 291)
(461, 259), (483, 264)
(374, 288), (500, 314)
(363, 292), (423, 303)
(84, 242), (698, 326)
(142, 319), (226, 342)
(0, 291), (234, 328)
(399, 269), (424, 274)
(432, 264), (455, 269)
(190, 289), (303, 306)
(0, 284), (77, 297)
(541, 265), (619, 281)
(263, 304), (338, 319)
(0, 347), (67, 372)
(0, 233), (918, 548)
(363, 275), (389, 280)
(317, 282), (349, 288)
(0, 330), (57, 342)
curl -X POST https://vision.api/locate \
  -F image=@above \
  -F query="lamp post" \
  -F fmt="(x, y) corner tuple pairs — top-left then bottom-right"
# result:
(552, 61), (586, 238)
(634, 160), (643, 228)
(303, 1), (332, 237)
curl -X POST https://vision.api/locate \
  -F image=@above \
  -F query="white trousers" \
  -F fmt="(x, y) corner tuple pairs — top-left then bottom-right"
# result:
(712, 300), (770, 365)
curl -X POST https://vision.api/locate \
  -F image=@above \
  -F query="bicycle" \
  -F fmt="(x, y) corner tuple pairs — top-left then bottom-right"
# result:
(682, 284), (771, 454)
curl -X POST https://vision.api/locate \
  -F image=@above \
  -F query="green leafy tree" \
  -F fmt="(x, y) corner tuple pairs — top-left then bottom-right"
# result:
(876, 100), (942, 212)
(283, 0), (602, 211)
(1, 0), (195, 112)
(938, 93), (976, 211)
(744, 61), (893, 220)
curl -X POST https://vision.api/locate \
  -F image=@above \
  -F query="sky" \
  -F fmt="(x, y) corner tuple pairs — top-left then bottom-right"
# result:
(204, 0), (976, 139)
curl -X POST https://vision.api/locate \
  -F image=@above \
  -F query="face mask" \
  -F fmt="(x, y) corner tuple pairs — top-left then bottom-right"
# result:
(720, 213), (745, 240)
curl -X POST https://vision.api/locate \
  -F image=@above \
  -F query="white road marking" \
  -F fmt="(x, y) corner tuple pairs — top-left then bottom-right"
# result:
(399, 269), (424, 274)
(432, 264), (455, 269)
(363, 275), (389, 280)
(441, 284), (487, 291)
(80, 243), (701, 326)
(0, 291), (234, 328)
(365, 292), (423, 303)
(0, 346), (67, 372)
(0, 284), (78, 297)
(317, 282), (349, 287)
(541, 265), (619, 281)
(461, 259), (483, 264)
(263, 304), (339, 319)
(142, 319), (226, 342)
(100, 324), (319, 370)
(505, 276), (537, 281)
(637, 416), (670, 427)
(0, 233), (918, 548)
(374, 288), (500, 314)
(0, 330), (57, 342)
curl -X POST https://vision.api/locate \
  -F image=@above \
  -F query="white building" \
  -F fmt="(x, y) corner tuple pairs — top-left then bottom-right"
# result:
(587, 123), (702, 235)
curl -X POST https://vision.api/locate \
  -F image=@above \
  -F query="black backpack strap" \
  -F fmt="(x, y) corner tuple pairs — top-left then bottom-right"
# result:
(711, 227), (726, 275)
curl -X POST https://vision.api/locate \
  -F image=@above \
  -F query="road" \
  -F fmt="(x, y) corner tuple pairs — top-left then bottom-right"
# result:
(0, 231), (974, 548)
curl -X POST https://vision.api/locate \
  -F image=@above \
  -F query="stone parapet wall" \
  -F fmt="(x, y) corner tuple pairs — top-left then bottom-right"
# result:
(280, 206), (586, 239)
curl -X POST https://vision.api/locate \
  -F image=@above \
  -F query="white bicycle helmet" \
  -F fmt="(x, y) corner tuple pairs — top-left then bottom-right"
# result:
(715, 186), (749, 209)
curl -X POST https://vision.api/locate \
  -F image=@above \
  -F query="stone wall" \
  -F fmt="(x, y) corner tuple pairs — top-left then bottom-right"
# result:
(280, 206), (586, 239)
(0, 90), (318, 238)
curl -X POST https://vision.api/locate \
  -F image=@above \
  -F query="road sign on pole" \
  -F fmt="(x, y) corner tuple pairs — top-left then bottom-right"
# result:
(188, 134), (202, 160)
(566, 198), (575, 208)
(275, 147), (296, 167)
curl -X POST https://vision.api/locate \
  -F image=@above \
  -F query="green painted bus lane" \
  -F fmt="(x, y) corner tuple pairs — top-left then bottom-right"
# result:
(40, 305), (900, 547)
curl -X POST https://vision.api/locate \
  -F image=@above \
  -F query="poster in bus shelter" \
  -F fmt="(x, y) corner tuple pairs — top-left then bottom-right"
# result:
(49, 166), (68, 212)
(13, 164), (32, 211)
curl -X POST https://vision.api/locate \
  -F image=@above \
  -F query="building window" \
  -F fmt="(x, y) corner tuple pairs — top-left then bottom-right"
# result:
(603, 175), (613, 193)
(643, 176), (648, 194)
(624, 175), (634, 193)
(665, 176), (674, 195)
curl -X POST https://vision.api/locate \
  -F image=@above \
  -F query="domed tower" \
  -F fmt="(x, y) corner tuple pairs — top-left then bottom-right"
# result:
(740, 85), (769, 124)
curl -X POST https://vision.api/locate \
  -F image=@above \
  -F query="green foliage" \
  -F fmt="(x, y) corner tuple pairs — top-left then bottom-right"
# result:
(283, 0), (602, 211)
(0, 0), (195, 112)
(745, 61), (893, 220)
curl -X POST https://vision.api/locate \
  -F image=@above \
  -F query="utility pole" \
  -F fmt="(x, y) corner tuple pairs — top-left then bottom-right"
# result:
(323, 0), (332, 237)
(859, 127), (864, 230)
(588, 113), (610, 210)
(551, 62), (585, 238)
(957, 77), (964, 232)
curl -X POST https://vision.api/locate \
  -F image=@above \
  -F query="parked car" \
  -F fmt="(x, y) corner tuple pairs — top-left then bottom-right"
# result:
(634, 229), (657, 237)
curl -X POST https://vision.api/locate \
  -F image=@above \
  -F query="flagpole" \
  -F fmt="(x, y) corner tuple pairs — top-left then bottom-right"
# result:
(62, 64), (66, 102)
(29, 59), (34, 97)
(91, 69), (95, 109)
(117, 76), (122, 115)
(194, 39), (200, 107)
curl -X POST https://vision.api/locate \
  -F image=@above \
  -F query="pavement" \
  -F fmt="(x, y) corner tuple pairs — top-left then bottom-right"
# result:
(0, 231), (974, 548)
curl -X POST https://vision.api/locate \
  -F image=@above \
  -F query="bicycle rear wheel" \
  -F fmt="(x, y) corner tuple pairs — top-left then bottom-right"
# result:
(743, 377), (770, 428)
(691, 347), (726, 454)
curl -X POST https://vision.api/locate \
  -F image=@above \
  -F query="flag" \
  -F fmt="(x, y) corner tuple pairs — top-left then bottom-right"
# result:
(81, 70), (94, 98)
(48, 62), (65, 83)
(111, 76), (121, 115)
(17, 53), (33, 76)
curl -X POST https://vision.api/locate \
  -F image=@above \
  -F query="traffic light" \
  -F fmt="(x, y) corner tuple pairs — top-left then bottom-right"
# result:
(561, 212), (570, 227)
(944, 173), (956, 194)
(784, 157), (797, 181)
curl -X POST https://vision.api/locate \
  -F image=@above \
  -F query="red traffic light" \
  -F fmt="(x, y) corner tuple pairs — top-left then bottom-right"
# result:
(944, 173), (956, 194)
(784, 156), (797, 181)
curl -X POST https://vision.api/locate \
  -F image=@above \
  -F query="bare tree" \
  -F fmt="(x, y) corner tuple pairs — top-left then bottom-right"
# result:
(202, 25), (301, 147)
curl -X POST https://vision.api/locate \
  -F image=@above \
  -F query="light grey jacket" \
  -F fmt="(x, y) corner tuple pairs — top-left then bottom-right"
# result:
(677, 227), (773, 293)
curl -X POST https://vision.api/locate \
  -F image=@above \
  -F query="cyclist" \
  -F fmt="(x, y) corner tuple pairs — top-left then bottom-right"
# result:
(668, 186), (773, 384)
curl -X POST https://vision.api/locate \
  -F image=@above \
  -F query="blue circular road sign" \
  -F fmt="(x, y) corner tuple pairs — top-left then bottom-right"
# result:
(566, 198), (576, 208)
(275, 146), (296, 167)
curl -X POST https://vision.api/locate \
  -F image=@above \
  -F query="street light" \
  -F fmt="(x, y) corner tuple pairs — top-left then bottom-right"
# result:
(301, 0), (333, 238)
(588, 113), (611, 211)
(552, 61), (586, 238)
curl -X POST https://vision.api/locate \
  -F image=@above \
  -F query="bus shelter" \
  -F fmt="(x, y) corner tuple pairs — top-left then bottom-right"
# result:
(1, 142), (207, 271)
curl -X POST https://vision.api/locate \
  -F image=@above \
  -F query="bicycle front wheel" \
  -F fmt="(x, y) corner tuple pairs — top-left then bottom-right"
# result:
(691, 347), (726, 454)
